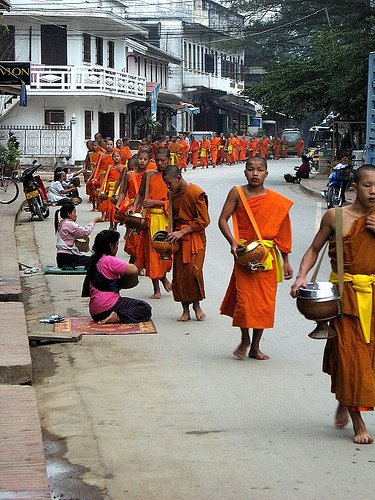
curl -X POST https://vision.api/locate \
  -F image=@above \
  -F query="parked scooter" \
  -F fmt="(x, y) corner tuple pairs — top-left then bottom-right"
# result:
(321, 162), (352, 209)
(307, 148), (319, 172)
(20, 160), (50, 220)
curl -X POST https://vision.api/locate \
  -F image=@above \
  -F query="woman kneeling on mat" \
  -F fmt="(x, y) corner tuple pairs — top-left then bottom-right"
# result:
(82, 230), (152, 324)
(55, 201), (103, 270)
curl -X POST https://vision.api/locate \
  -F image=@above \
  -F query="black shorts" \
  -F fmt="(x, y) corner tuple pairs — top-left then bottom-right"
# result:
(92, 296), (152, 324)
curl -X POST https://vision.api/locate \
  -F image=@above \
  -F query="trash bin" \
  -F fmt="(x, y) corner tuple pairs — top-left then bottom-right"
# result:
(318, 149), (333, 174)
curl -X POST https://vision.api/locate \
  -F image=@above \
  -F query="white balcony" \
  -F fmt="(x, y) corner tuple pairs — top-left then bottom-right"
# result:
(28, 65), (146, 100)
(183, 68), (244, 95)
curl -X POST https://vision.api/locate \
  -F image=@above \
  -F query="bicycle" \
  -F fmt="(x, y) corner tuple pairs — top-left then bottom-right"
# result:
(0, 165), (19, 204)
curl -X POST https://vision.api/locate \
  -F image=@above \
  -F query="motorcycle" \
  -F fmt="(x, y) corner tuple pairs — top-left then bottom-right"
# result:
(20, 161), (50, 220)
(307, 148), (319, 172)
(321, 162), (352, 209)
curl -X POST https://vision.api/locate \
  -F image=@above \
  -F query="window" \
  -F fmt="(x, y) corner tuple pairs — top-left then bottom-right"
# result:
(193, 45), (196, 70)
(84, 110), (93, 140)
(45, 110), (65, 125)
(83, 33), (91, 63)
(188, 43), (192, 69)
(184, 42), (187, 68)
(108, 41), (114, 68)
(96, 37), (103, 66)
(204, 53), (214, 74)
(0, 25), (15, 60)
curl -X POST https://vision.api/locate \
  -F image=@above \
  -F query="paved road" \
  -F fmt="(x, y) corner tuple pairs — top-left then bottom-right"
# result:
(18, 159), (374, 500)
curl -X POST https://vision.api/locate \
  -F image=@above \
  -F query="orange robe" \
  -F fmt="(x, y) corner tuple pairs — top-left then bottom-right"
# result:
(226, 138), (236, 164)
(102, 166), (123, 222)
(218, 137), (226, 163)
(281, 139), (289, 158)
(233, 138), (241, 162)
(240, 138), (249, 161)
(86, 152), (102, 201)
(97, 154), (114, 213)
(272, 137), (281, 159)
(220, 189), (293, 328)
(124, 171), (145, 258)
(168, 142), (183, 167)
(199, 139), (211, 167)
(323, 211), (375, 409)
(170, 184), (210, 303)
(296, 139), (304, 157)
(179, 140), (189, 170)
(260, 138), (270, 159)
(120, 146), (132, 166)
(210, 136), (220, 165)
(190, 140), (200, 168)
(249, 138), (260, 158)
(137, 172), (172, 279)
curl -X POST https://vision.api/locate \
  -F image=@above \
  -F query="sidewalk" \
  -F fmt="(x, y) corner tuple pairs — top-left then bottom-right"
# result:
(299, 171), (356, 204)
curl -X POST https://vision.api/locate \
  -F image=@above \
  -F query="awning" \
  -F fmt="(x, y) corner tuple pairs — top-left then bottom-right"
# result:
(183, 86), (255, 115)
(146, 83), (186, 111)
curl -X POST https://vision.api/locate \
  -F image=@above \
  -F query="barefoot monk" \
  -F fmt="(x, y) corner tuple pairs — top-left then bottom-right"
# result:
(291, 164), (375, 445)
(162, 165), (210, 321)
(219, 157), (293, 360)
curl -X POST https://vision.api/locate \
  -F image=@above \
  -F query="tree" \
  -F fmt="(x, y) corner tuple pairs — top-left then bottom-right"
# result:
(228, 0), (375, 120)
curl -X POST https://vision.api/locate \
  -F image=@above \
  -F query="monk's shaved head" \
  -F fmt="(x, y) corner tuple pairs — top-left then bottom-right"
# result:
(163, 165), (181, 179)
(155, 147), (170, 158)
(246, 156), (267, 170)
(354, 164), (375, 183)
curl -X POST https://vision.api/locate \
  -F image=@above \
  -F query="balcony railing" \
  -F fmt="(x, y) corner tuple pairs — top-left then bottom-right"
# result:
(29, 65), (146, 100)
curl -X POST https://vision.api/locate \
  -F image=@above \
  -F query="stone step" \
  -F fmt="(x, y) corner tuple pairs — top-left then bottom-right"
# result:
(0, 302), (32, 384)
(0, 201), (22, 302)
(0, 385), (50, 499)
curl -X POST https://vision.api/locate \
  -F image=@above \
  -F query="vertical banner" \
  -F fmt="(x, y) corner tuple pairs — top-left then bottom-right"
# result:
(150, 83), (160, 121)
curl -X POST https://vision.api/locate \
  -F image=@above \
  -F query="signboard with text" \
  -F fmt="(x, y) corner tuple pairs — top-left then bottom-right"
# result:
(0, 61), (31, 85)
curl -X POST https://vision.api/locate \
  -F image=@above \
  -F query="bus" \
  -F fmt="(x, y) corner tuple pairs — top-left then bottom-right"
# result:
(308, 125), (332, 149)
(281, 128), (301, 155)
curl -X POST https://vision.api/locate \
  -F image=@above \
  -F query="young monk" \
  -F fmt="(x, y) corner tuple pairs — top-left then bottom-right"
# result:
(189, 135), (200, 169)
(260, 134), (270, 159)
(210, 132), (220, 168)
(178, 133), (190, 171)
(168, 135), (183, 167)
(219, 156), (293, 360)
(199, 135), (211, 168)
(218, 132), (226, 165)
(272, 135), (281, 160)
(163, 165), (210, 321)
(86, 141), (103, 211)
(100, 150), (124, 231)
(291, 164), (375, 445)
(225, 133), (236, 165)
(240, 134), (249, 162)
(131, 147), (173, 299)
(120, 137), (132, 167)
(281, 136), (289, 159)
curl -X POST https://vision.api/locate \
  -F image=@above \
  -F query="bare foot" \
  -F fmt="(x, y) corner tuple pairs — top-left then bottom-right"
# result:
(138, 267), (145, 276)
(335, 403), (349, 428)
(150, 291), (161, 299)
(353, 425), (373, 444)
(160, 276), (172, 292)
(233, 342), (250, 359)
(98, 311), (120, 324)
(193, 304), (206, 321)
(249, 349), (270, 360)
(177, 312), (190, 322)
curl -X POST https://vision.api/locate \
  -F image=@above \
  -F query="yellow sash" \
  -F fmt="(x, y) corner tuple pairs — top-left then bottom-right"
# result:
(330, 271), (375, 343)
(228, 145), (233, 154)
(147, 208), (168, 238)
(170, 152), (179, 166)
(200, 148), (207, 158)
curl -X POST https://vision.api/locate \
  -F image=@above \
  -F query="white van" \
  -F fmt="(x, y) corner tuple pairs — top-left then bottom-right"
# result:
(190, 131), (213, 142)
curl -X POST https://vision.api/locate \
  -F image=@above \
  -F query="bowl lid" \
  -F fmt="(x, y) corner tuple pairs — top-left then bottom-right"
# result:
(297, 281), (340, 300)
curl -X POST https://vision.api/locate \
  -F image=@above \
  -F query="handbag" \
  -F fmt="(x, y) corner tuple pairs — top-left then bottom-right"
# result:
(75, 236), (90, 253)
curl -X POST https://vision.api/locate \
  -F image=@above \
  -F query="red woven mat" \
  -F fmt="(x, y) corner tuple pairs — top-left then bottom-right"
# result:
(54, 317), (157, 335)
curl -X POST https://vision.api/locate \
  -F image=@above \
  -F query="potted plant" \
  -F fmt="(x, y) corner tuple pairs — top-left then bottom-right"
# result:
(0, 132), (22, 177)
(136, 114), (161, 138)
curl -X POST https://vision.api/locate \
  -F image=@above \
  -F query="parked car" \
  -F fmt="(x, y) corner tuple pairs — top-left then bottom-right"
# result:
(281, 128), (301, 155)
(128, 139), (142, 155)
(189, 131), (213, 142)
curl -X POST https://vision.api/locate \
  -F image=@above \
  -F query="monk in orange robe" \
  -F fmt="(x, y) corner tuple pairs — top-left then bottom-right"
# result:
(260, 134), (270, 159)
(199, 136), (211, 168)
(210, 132), (220, 167)
(296, 138), (304, 157)
(120, 137), (132, 167)
(162, 165), (210, 321)
(240, 134), (249, 162)
(291, 165), (375, 444)
(178, 133), (190, 171)
(249, 136), (260, 158)
(189, 135), (200, 169)
(100, 150), (124, 230)
(96, 139), (116, 217)
(218, 133), (226, 164)
(226, 133), (236, 165)
(86, 141), (103, 210)
(234, 134), (241, 163)
(281, 137), (289, 158)
(219, 156), (293, 360)
(272, 135), (281, 160)
(168, 135), (183, 167)
(132, 147), (172, 299)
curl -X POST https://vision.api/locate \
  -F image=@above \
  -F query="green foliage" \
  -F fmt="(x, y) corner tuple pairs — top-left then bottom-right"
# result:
(230, 0), (375, 120)
(136, 115), (161, 138)
(0, 132), (22, 174)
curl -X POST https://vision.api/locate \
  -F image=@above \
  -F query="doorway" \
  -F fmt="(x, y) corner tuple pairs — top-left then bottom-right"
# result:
(41, 25), (67, 65)
(98, 112), (115, 141)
